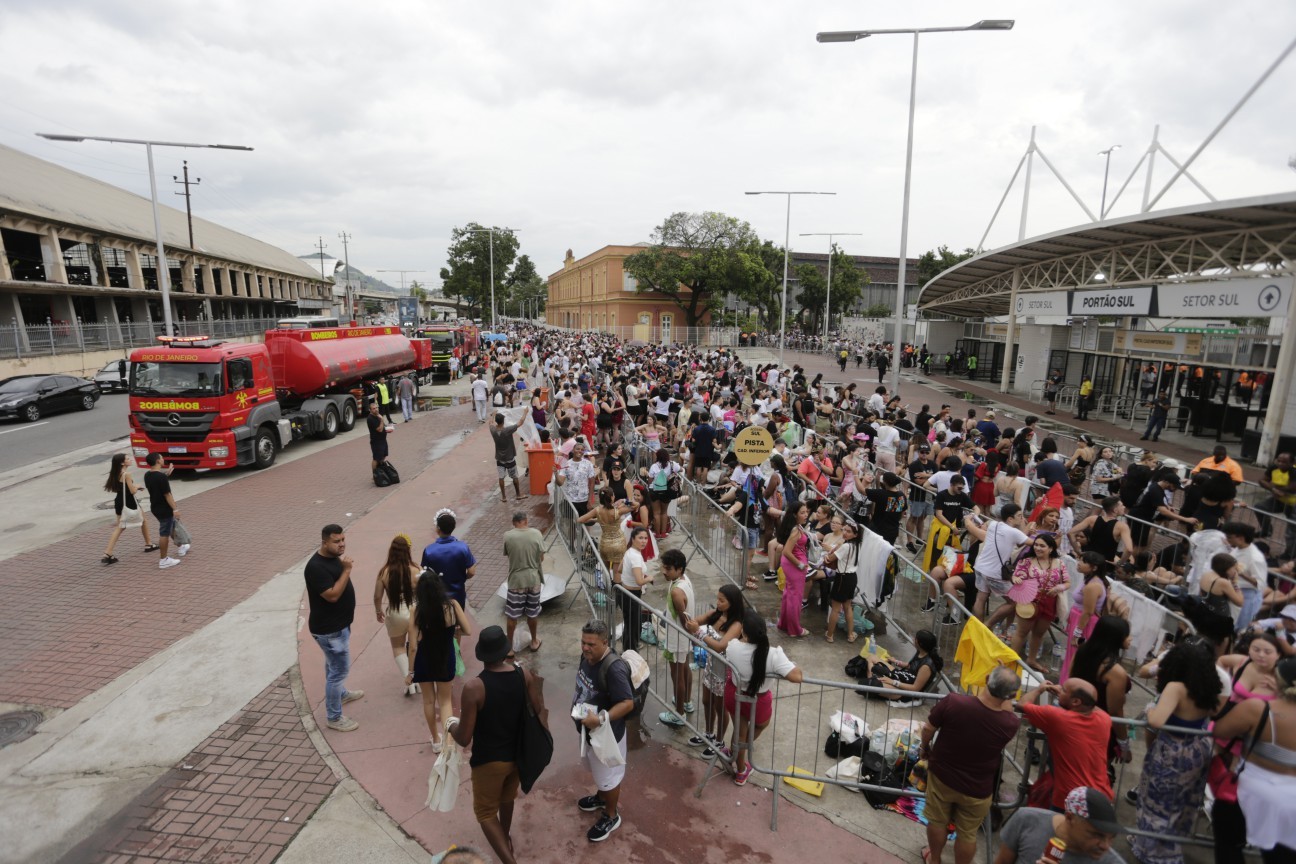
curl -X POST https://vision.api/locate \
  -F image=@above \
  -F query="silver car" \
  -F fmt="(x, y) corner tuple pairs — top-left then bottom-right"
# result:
(94, 360), (129, 393)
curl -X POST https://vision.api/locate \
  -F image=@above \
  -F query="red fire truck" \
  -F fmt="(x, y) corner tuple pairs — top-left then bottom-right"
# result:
(127, 326), (417, 470)
(414, 323), (480, 380)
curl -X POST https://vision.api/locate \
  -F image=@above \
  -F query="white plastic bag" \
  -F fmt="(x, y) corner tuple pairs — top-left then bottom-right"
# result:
(587, 711), (626, 767)
(870, 718), (923, 758)
(425, 739), (461, 812)
(826, 756), (862, 791)
(829, 710), (868, 744)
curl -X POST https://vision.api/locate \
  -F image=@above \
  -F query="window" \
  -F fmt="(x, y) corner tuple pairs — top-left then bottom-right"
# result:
(623, 273), (638, 293)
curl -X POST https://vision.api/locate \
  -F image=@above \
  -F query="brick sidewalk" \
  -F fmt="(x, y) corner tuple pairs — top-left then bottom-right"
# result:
(57, 673), (337, 864)
(0, 402), (480, 709)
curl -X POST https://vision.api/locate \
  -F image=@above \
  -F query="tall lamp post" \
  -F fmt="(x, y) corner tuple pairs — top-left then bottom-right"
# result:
(817, 19), (1014, 392)
(1098, 144), (1122, 219)
(800, 231), (862, 341)
(745, 191), (836, 367)
(466, 226), (517, 331)
(37, 133), (253, 337)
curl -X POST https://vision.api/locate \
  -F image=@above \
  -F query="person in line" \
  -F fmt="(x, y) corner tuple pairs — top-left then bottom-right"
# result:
(447, 625), (544, 864)
(658, 549), (696, 728)
(995, 786), (1126, 864)
(1129, 639), (1224, 864)
(556, 439), (599, 517)
(578, 488), (632, 587)
(825, 520), (863, 643)
(1212, 656), (1296, 864)
(305, 524), (363, 732)
(502, 511), (545, 653)
(573, 618), (637, 843)
(373, 533), (420, 696)
(775, 502), (812, 638)
(944, 505), (1030, 623)
(102, 452), (157, 564)
(1071, 616), (1134, 776)
(421, 508), (477, 616)
(1223, 521), (1268, 633)
(490, 412), (527, 503)
(1063, 552), (1113, 677)
(407, 568), (471, 753)
(921, 665), (1022, 864)
(1018, 678), (1114, 809)
(1010, 532), (1070, 672)
(685, 584), (746, 757)
(615, 528), (652, 652)
(144, 452), (188, 569)
(726, 608), (804, 786)
(645, 448), (682, 537)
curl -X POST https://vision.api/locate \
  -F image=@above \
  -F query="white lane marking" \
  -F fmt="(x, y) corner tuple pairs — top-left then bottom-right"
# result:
(0, 421), (48, 435)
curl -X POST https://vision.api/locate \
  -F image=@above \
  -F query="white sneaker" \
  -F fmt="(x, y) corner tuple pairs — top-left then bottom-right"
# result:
(177, 544), (191, 557)
(159, 557), (181, 569)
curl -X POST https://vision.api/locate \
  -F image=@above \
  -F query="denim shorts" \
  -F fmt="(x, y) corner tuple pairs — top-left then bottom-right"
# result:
(908, 500), (934, 518)
(157, 516), (176, 537)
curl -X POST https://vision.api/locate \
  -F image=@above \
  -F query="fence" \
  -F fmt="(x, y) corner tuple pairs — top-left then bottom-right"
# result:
(0, 316), (282, 359)
(540, 323), (742, 348)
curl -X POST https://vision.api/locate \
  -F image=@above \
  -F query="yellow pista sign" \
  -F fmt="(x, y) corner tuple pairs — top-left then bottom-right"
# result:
(734, 426), (774, 466)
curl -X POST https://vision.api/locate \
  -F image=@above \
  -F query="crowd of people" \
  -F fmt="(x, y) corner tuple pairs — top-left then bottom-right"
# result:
(282, 321), (1296, 861)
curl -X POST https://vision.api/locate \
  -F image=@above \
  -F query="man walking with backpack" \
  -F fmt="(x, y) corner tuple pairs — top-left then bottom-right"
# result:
(573, 619), (636, 843)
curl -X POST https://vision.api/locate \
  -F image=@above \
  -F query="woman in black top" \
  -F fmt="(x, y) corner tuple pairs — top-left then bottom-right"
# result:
(102, 453), (157, 563)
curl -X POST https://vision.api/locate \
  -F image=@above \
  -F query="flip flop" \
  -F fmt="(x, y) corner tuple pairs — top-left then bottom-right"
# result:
(528, 640), (543, 652)
(825, 633), (835, 644)
(846, 633), (858, 644)
(921, 848), (931, 864)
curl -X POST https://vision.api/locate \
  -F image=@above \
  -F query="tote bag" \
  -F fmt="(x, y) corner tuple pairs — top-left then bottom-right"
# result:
(517, 669), (553, 793)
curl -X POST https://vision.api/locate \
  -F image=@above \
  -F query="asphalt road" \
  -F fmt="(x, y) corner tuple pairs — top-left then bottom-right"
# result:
(0, 391), (131, 473)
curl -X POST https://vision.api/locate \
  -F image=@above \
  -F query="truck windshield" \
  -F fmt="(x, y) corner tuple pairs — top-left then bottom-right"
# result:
(130, 362), (224, 396)
(424, 332), (456, 347)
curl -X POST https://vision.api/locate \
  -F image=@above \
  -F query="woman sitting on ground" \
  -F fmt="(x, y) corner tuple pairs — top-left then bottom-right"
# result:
(869, 629), (944, 703)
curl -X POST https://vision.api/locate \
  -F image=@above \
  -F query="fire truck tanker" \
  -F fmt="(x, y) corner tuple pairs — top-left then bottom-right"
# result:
(128, 326), (416, 471)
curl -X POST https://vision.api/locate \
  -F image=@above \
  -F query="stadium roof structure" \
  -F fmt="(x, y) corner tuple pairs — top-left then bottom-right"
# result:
(0, 143), (322, 281)
(917, 191), (1296, 318)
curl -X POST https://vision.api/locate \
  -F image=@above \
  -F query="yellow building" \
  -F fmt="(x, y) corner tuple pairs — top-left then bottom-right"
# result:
(546, 245), (710, 342)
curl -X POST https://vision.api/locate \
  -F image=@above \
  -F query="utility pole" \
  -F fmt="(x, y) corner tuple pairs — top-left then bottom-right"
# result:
(172, 160), (200, 249)
(314, 237), (328, 278)
(337, 231), (353, 321)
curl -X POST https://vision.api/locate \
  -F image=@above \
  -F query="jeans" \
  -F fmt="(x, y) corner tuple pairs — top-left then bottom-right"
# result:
(312, 627), (351, 721)
(1143, 413), (1166, 439)
(400, 395), (413, 421)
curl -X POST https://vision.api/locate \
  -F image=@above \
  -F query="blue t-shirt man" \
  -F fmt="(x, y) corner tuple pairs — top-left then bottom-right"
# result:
(421, 536), (477, 606)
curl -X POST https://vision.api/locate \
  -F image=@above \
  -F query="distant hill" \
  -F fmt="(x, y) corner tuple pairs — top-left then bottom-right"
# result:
(297, 253), (398, 294)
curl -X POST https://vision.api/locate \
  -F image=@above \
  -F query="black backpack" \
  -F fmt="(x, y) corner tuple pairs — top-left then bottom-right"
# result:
(597, 650), (648, 718)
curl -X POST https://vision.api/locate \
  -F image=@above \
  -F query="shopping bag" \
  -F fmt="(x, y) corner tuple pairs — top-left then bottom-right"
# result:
(425, 740), (461, 812)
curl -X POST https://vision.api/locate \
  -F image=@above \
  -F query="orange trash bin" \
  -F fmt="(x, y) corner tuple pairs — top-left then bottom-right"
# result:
(526, 442), (555, 496)
(538, 387), (550, 410)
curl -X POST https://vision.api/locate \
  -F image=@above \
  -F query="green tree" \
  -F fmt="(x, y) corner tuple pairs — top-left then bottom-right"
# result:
(734, 238), (785, 331)
(623, 212), (770, 330)
(916, 244), (977, 288)
(440, 223), (520, 316)
(794, 263), (828, 330)
(408, 280), (427, 301)
(827, 245), (866, 324)
(862, 303), (893, 318)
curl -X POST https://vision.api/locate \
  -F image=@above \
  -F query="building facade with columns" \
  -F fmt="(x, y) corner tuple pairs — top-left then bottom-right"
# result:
(0, 143), (331, 357)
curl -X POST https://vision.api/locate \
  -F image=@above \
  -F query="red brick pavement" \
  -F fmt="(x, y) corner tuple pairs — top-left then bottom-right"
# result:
(57, 673), (337, 864)
(0, 402), (481, 709)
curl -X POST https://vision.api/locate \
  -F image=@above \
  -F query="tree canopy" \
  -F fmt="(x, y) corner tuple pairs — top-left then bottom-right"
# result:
(439, 223), (520, 316)
(623, 212), (771, 328)
(794, 244), (866, 332)
(916, 245), (977, 288)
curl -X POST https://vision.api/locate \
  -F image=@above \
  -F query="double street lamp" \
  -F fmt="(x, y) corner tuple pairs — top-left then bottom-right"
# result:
(800, 231), (863, 341)
(817, 19), (1014, 392)
(745, 191), (836, 367)
(37, 133), (253, 337)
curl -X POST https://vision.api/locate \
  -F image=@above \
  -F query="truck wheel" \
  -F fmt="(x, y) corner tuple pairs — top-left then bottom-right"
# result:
(339, 399), (357, 432)
(253, 427), (277, 469)
(316, 406), (339, 440)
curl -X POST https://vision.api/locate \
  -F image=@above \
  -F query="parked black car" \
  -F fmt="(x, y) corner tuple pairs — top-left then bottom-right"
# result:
(0, 374), (100, 422)
(93, 360), (129, 393)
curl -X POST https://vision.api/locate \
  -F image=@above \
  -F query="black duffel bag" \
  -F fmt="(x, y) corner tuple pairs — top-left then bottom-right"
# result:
(824, 730), (868, 760)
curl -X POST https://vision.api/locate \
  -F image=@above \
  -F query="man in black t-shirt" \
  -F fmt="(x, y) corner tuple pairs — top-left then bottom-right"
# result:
(367, 400), (390, 471)
(906, 446), (936, 553)
(573, 619), (636, 843)
(866, 472), (909, 544)
(144, 452), (187, 569)
(934, 476), (974, 533)
(304, 523), (363, 732)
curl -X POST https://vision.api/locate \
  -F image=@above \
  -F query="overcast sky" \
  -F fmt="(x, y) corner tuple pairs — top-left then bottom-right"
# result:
(2, 0), (1294, 291)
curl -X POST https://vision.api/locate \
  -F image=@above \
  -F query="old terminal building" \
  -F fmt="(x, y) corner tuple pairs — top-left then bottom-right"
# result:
(0, 143), (331, 370)
(545, 243), (917, 342)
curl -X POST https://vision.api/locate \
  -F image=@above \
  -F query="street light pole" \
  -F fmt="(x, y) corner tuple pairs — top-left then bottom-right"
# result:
(1098, 144), (1122, 219)
(467, 226), (518, 331)
(801, 231), (863, 341)
(817, 19), (1014, 393)
(745, 191), (836, 367)
(37, 133), (253, 338)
